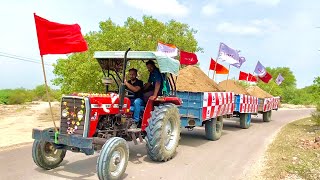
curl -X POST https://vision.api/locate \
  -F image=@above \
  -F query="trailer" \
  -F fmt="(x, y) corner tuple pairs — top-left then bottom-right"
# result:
(257, 96), (281, 122)
(177, 91), (235, 140)
(233, 94), (259, 129)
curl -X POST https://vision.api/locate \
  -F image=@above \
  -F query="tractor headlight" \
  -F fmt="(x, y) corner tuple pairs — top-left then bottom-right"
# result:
(62, 109), (68, 117)
(77, 110), (84, 120)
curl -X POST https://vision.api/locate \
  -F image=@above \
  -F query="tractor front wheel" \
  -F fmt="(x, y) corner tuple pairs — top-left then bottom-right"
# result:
(96, 137), (129, 180)
(32, 140), (66, 170)
(145, 103), (181, 162)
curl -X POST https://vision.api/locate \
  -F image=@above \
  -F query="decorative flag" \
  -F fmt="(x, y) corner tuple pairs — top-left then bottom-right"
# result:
(254, 61), (267, 77)
(217, 42), (240, 64)
(248, 73), (257, 82)
(209, 58), (229, 74)
(231, 56), (246, 68)
(275, 73), (284, 85)
(239, 71), (249, 81)
(156, 41), (178, 57)
(34, 13), (88, 55)
(259, 72), (272, 83)
(180, 50), (198, 65)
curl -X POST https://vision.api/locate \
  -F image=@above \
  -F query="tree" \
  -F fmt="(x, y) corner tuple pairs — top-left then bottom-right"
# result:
(53, 16), (201, 94)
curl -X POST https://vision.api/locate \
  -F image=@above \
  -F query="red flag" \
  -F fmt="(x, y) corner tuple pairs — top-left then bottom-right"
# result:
(239, 71), (249, 81)
(209, 58), (229, 74)
(180, 50), (198, 65)
(248, 73), (257, 82)
(259, 72), (272, 83)
(34, 13), (88, 55)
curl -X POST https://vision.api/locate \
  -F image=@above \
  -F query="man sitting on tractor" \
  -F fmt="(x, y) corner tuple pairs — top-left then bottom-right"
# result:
(143, 60), (169, 102)
(124, 68), (144, 129)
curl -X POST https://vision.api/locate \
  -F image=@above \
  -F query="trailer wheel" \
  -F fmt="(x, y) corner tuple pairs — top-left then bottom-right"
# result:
(32, 140), (66, 170)
(263, 111), (272, 122)
(97, 137), (129, 180)
(240, 113), (251, 129)
(145, 103), (181, 162)
(205, 116), (223, 141)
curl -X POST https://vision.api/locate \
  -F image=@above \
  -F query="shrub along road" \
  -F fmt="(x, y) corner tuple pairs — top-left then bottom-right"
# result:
(0, 109), (314, 180)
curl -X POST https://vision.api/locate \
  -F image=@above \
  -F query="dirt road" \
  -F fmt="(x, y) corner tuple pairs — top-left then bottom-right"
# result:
(0, 109), (314, 180)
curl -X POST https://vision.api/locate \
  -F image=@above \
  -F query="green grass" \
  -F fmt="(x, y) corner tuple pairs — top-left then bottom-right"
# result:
(263, 117), (320, 180)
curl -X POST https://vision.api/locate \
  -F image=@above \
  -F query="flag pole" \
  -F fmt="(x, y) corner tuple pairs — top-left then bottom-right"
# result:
(212, 43), (222, 81)
(40, 55), (58, 132)
(268, 83), (276, 93)
(226, 64), (231, 89)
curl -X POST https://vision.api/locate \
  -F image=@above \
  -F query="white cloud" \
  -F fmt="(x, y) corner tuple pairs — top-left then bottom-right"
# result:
(201, 4), (221, 16)
(222, 0), (280, 6)
(216, 19), (278, 35)
(103, 0), (115, 6)
(123, 0), (189, 17)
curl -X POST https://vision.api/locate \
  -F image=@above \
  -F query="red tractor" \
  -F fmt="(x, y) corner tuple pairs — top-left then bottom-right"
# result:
(32, 49), (182, 179)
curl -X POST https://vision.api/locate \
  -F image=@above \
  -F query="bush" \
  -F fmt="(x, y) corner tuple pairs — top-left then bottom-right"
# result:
(311, 104), (320, 126)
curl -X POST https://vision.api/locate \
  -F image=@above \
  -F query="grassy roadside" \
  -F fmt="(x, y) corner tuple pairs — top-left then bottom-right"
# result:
(262, 117), (320, 180)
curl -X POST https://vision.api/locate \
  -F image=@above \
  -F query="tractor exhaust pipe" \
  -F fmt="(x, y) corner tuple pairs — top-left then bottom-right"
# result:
(119, 48), (131, 114)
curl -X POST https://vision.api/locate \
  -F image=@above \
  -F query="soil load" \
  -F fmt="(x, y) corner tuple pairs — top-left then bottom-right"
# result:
(176, 66), (223, 92)
(246, 86), (273, 98)
(219, 80), (249, 95)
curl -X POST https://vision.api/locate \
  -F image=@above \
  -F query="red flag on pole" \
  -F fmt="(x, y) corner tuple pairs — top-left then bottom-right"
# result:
(209, 58), (229, 74)
(248, 73), (257, 82)
(180, 50), (198, 65)
(239, 71), (249, 81)
(259, 72), (272, 83)
(34, 13), (88, 55)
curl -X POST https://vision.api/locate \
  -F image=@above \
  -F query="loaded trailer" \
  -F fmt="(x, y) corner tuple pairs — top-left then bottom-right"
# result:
(177, 91), (235, 140)
(256, 96), (281, 122)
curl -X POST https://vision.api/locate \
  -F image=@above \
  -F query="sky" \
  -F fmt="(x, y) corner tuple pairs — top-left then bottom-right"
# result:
(0, 0), (319, 89)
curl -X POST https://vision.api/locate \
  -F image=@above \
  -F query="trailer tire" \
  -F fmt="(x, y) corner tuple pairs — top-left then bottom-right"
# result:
(145, 103), (181, 162)
(32, 140), (66, 170)
(240, 113), (251, 129)
(263, 111), (272, 122)
(97, 137), (129, 180)
(205, 116), (223, 141)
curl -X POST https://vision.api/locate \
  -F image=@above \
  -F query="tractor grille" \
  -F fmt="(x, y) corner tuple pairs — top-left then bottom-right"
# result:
(60, 97), (87, 136)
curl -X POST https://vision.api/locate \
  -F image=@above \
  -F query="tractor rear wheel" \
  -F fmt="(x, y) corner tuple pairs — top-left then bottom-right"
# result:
(97, 137), (129, 180)
(145, 103), (181, 162)
(263, 111), (272, 122)
(240, 113), (251, 129)
(32, 140), (66, 170)
(205, 116), (223, 141)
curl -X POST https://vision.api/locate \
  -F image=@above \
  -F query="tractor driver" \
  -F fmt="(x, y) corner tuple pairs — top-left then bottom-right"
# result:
(143, 60), (163, 102)
(124, 68), (144, 129)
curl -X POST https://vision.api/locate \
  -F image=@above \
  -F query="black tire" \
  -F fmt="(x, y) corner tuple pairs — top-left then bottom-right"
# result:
(32, 140), (66, 170)
(205, 116), (223, 141)
(239, 113), (251, 129)
(145, 103), (181, 162)
(97, 137), (129, 180)
(263, 111), (272, 122)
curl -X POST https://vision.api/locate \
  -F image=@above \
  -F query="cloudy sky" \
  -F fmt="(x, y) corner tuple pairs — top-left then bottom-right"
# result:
(0, 0), (319, 89)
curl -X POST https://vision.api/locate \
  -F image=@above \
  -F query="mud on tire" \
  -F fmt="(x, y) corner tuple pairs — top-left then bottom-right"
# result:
(145, 103), (181, 162)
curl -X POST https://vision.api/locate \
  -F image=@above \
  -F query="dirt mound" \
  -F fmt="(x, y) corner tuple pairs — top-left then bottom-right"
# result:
(246, 86), (273, 98)
(219, 80), (249, 95)
(176, 66), (223, 92)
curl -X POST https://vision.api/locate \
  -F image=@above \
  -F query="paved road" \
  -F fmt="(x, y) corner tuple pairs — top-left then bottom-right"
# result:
(0, 109), (314, 180)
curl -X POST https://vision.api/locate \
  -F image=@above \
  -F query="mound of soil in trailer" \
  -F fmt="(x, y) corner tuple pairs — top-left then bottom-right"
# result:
(219, 80), (249, 95)
(176, 66), (223, 92)
(246, 86), (273, 98)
